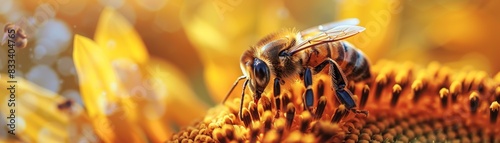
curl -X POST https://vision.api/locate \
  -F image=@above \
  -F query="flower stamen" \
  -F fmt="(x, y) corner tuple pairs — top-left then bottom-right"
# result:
(490, 101), (499, 123)
(391, 84), (402, 107)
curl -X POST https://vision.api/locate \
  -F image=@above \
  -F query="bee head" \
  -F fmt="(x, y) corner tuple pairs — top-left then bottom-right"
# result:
(250, 58), (270, 101)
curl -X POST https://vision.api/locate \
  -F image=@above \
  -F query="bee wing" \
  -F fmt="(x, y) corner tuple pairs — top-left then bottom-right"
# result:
(298, 18), (360, 40)
(289, 25), (365, 55)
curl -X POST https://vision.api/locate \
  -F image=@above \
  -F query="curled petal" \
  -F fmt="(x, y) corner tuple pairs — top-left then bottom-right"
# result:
(94, 7), (149, 65)
(111, 58), (175, 142)
(73, 35), (146, 142)
(147, 58), (209, 127)
(0, 75), (98, 142)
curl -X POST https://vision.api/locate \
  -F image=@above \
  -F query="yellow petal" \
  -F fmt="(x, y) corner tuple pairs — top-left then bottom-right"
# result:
(94, 7), (149, 65)
(111, 58), (174, 142)
(147, 58), (209, 127)
(0, 75), (67, 142)
(73, 35), (146, 142)
(0, 75), (98, 142)
(108, 57), (207, 139)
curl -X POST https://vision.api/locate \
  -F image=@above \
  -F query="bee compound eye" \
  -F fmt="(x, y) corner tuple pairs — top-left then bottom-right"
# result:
(253, 58), (270, 89)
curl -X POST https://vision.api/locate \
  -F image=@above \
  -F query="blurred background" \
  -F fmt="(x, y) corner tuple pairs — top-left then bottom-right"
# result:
(0, 0), (499, 140)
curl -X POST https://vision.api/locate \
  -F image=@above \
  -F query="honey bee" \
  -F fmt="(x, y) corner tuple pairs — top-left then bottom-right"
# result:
(57, 99), (74, 111)
(222, 19), (371, 119)
(2, 23), (28, 49)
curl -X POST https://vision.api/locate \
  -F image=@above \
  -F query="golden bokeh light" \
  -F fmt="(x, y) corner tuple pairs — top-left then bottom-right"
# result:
(0, 0), (499, 142)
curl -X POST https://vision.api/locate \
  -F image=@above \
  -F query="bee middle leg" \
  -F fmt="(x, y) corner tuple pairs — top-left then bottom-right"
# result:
(274, 78), (282, 115)
(303, 67), (315, 112)
(313, 58), (368, 116)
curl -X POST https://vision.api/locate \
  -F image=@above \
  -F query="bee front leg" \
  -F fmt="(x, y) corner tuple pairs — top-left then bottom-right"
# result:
(313, 58), (368, 116)
(303, 67), (314, 112)
(239, 79), (250, 120)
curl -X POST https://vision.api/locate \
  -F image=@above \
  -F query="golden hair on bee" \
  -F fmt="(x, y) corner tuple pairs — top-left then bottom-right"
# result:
(250, 29), (296, 66)
(253, 28), (297, 49)
(241, 28), (301, 81)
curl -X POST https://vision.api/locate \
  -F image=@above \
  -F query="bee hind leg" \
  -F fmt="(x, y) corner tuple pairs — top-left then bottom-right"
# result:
(313, 58), (347, 89)
(313, 58), (368, 116)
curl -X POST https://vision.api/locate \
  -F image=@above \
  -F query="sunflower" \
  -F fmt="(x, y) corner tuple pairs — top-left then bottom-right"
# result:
(172, 1), (500, 141)
(1, 1), (500, 143)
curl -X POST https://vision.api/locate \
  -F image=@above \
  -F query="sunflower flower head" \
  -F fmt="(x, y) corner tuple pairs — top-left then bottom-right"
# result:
(169, 60), (500, 143)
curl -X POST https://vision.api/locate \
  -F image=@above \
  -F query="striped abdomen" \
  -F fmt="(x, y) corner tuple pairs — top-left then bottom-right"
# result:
(304, 41), (371, 82)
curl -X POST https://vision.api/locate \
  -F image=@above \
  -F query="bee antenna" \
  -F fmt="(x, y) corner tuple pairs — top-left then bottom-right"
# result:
(222, 75), (247, 104)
